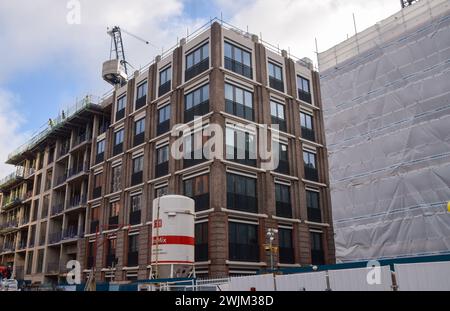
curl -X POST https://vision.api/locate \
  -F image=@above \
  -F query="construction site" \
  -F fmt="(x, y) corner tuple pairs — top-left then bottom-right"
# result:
(0, 0), (449, 292)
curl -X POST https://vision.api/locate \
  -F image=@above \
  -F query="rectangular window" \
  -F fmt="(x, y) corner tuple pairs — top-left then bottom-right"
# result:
(270, 101), (287, 132)
(93, 172), (102, 199)
(275, 143), (289, 175)
(275, 184), (292, 218)
(306, 190), (321, 223)
(195, 222), (208, 262)
(225, 83), (253, 121)
(113, 129), (124, 155)
(137, 81), (147, 99)
(300, 112), (315, 141)
(268, 62), (284, 92)
(116, 95), (126, 121)
(224, 42), (252, 79)
(90, 207), (100, 233)
(127, 235), (139, 266)
(155, 145), (169, 178)
(106, 238), (117, 267)
(184, 174), (209, 212)
(303, 151), (318, 181)
(184, 84), (209, 122)
(225, 127), (257, 167)
(109, 201), (120, 227)
(159, 67), (172, 96)
(185, 43), (209, 81)
(226, 173), (257, 213)
(228, 222), (259, 262)
(111, 165), (122, 193)
(131, 156), (144, 186)
(297, 76), (311, 104)
(155, 186), (168, 198)
(134, 118), (145, 146)
(183, 132), (208, 168)
(310, 232), (325, 265)
(279, 228), (294, 264)
(157, 105), (171, 135)
(36, 249), (44, 273)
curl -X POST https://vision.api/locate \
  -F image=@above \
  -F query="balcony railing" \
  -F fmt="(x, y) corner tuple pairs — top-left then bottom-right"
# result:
(51, 203), (64, 216)
(225, 99), (254, 122)
(298, 89), (312, 104)
(271, 116), (287, 132)
(227, 193), (258, 214)
(67, 163), (89, 180)
(224, 57), (252, 79)
(307, 207), (322, 223)
(115, 108), (125, 121)
(158, 81), (171, 97)
(28, 238), (35, 248)
(62, 226), (79, 240)
(135, 95), (147, 110)
(68, 194), (87, 209)
(17, 240), (27, 250)
(301, 127), (315, 142)
(49, 231), (62, 244)
(129, 210), (141, 226)
(59, 143), (70, 158)
(24, 168), (35, 179)
(2, 196), (22, 210)
(276, 201), (292, 219)
(304, 166), (319, 182)
(72, 132), (89, 148)
(195, 243), (208, 262)
(269, 77), (284, 92)
(55, 173), (68, 187)
(279, 247), (295, 264)
(184, 100), (209, 123)
(229, 243), (259, 262)
(185, 58), (209, 81)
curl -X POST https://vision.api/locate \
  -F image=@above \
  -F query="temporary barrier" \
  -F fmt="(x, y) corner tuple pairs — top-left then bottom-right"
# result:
(229, 274), (275, 291)
(275, 271), (327, 291)
(395, 261), (450, 291)
(328, 266), (392, 291)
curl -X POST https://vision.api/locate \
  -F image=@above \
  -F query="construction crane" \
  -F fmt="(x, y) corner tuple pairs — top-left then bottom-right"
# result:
(401, 0), (420, 8)
(102, 26), (152, 86)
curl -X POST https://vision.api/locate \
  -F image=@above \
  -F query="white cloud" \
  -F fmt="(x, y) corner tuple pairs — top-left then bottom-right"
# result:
(217, 0), (400, 65)
(0, 88), (30, 177)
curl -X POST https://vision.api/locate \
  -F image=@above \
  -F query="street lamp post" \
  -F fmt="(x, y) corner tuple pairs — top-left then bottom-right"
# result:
(266, 228), (278, 272)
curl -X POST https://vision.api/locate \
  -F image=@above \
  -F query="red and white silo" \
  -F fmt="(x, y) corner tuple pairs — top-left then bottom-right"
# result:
(151, 195), (195, 279)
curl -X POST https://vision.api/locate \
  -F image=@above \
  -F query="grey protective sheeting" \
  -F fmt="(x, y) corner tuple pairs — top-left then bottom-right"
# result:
(319, 3), (450, 262)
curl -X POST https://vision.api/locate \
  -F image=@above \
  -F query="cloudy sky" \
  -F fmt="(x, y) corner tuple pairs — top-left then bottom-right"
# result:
(0, 0), (400, 176)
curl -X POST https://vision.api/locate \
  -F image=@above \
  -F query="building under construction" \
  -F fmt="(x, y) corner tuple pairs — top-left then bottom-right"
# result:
(0, 19), (335, 285)
(318, 0), (450, 262)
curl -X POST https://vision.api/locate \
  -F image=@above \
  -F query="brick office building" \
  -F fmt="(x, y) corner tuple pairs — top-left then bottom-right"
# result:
(0, 20), (335, 284)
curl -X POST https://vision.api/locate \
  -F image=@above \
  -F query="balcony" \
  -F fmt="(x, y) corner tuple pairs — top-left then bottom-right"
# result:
(184, 100), (209, 123)
(62, 226), (80, 240)
(59, 143), (70, 159)
(276, 201), (292, 219)
(195, 243), (208, 262)
(51, 203), (64, 216)
(225, 99), (254, 122)
(298, 89), (312, 104)
(0, 168), (24, 191)
(67, 163), (89, 181)
(0, 243), (15, 253)
(304, 166), (319, 182)
(24, 168), (35, 179)
(224, 57), (252, 79)
(129, 210), (141, 225)
(191, 193), (209, 212)
(20, 214), (30, 226)
(17, 240), (27, 250)
(98, 123), (109, 136)
(229, 243), (259, 262)
(113, 143), (123, 156)
(0, 219), (19, 233)
(2, 196), (23, 210)
(46, 262), (60, 274)
(127, 251), (139, 267)
(155, 162), (168, 178)
(185, 58), (209, 81)
(307, 207), (322, 223)
(301, 127), (315, 142)
(95, 152), (104, 164)
(279, 247), (295, 264)
(157, 120), (170, 136)
(158, 81), (171, 97)
(115, 108), (125, 121)
(72, 132), (90, 149)
(48, 231), (62, 244)
(54, 173), (68, 188)
(227, 193), (258, 214)
(28, 238), (35, 248)
(135, 95), (147, 110)
(133, 132), (145, 147)
(93, 186), (102, 199)
(68, 195), (87, 210)
(269, 77), (284, 92)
